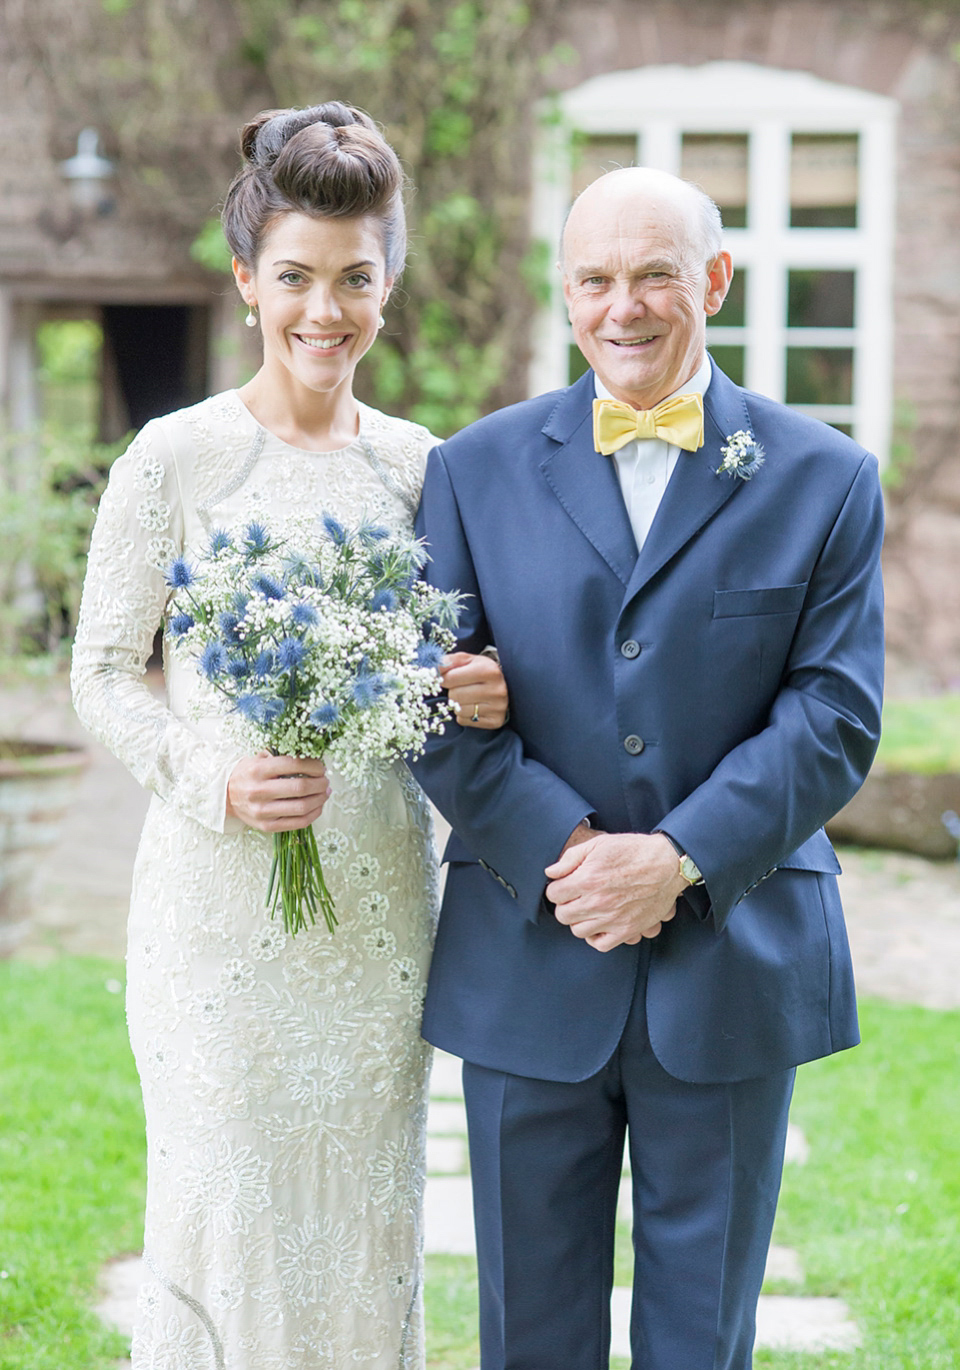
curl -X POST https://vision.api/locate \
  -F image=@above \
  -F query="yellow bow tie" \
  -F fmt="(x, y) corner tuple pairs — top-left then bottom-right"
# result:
(593, 393), (704, 456)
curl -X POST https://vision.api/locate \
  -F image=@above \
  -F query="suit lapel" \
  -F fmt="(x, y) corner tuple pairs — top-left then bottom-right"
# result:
(539, 372), (638, 587)
(623, 361), (753, 602)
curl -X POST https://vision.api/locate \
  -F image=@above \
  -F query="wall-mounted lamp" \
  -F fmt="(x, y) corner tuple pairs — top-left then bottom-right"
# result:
(59, 128), (115, 215)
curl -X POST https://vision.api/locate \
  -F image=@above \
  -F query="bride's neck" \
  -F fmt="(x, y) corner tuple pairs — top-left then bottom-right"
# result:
(237, 370), (360, 453)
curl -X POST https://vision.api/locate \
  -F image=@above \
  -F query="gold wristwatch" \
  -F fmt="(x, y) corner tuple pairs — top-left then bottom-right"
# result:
(659, 833), (704, 887)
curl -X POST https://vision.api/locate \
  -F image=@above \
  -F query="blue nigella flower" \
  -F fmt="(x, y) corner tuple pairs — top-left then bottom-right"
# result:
(208, 528), (232, 555)
(290, 601), (319, 628)
(252, 573), (285, 601)
(414, 640), (445, 671)
(370, 588), (398, 613)
(169, 611), (194, 637)
(200, 642), (227, 680)
(252, 649), (276, 679)
(218, 611), (243, 645)
(309, 701), (341, 729)
(322, 514), (349, 546)
(165, 556), (196, 589)
(276, 636), (307, 673)
(243, 521), (270, 554)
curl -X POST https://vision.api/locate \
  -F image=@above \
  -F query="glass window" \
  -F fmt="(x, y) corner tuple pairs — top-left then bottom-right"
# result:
(681, 134), (749, 227)
(714, 268), (746, 327)
(787, 270), (855, 328)
(570, 134), (638, 199)
(790, 134), (858, 228)
(785, 347), (854, 405)
(707, 345), (745, 385)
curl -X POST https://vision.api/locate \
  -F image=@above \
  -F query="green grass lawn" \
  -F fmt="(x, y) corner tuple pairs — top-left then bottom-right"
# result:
(2, 960), (958, 1368)
(875, 694), (960, 773)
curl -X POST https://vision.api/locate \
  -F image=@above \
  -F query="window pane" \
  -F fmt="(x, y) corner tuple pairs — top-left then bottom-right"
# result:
(786, 347), (853, 405)
(714, 267), (746, 327)
(707, 345), (745, 385)
(569, 343), (590, 384)
(571, 134), (638, 199)
(787, 270), (855, 328)
(790, 134), (858, 228)
(681, 134), (749, 228)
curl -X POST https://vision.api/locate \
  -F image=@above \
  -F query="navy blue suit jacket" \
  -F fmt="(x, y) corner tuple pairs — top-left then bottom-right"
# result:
(411, 362), (884, 1085)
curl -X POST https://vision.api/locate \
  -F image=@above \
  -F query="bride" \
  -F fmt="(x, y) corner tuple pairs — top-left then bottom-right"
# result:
(72, 101), (507, 1369)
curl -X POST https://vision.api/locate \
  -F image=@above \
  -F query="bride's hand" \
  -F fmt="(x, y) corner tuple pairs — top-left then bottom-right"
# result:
(440, 651), (509, 730)
(226, 752), (331, 831)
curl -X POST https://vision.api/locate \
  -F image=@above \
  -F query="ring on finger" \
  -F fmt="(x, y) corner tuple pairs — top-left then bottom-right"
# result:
(471, 704), (480, 723)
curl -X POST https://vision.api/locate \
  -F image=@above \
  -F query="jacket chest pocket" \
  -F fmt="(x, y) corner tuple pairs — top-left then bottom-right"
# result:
(712, 583), (809, 619)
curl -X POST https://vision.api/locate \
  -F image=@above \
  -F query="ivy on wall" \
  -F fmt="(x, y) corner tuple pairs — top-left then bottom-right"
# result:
(17, 0), (570, 436)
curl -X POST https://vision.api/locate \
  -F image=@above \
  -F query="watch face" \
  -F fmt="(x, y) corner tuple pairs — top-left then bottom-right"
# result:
(680, 854), (702, 885)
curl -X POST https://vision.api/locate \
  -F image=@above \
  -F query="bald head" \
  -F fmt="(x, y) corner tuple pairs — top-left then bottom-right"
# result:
(560, 166), (732, 409)
(561, 167), (723, 269)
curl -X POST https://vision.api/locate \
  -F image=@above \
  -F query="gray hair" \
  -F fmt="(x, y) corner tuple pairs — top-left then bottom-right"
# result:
(559, 167), (725, 269)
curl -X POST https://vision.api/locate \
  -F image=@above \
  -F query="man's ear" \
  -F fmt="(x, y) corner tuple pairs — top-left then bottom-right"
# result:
(704, 252), (734, 318)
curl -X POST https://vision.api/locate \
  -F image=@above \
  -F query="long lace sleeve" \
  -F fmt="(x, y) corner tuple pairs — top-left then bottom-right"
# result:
(71, 421), (245, 834)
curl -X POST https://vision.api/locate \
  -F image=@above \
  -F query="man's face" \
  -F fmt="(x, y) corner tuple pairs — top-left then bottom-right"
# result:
(562, 189), (731, 409)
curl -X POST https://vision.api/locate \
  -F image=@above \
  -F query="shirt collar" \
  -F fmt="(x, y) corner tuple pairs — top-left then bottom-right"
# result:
(593, 353), (713, 406)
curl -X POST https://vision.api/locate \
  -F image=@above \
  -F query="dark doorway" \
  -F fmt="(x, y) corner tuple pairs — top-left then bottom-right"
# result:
(100, 303), (209, 437)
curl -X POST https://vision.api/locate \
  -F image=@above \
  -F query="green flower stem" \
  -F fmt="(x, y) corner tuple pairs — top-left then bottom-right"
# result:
(267, 826), (338, 936)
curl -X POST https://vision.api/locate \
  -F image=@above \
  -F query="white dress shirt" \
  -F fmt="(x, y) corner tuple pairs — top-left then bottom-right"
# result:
(595, 354), (713, 552)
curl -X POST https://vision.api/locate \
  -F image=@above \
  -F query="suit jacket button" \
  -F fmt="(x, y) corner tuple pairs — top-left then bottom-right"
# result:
(624, 734), (645, 755)
(620, 639), (641, 659)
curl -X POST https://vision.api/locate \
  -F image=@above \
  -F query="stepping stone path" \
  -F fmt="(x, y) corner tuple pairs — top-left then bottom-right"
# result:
(98, 1047), (860, 1358)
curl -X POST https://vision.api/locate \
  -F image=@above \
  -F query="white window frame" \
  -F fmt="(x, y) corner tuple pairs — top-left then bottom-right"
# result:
(530, 61), (897, 464)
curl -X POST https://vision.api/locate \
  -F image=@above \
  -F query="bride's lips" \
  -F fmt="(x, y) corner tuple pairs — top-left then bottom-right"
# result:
(294, 333), (351, 353)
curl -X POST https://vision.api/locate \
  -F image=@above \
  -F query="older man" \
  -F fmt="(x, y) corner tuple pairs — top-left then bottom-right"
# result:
(412, 168), (884, 1369)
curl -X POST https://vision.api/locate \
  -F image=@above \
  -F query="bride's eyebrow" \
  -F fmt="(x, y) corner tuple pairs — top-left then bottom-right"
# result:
(271, 258), (377, 271)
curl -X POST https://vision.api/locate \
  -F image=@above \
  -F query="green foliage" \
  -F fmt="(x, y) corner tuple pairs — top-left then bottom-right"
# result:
(883, 398), (918, 491)
(190, 217), (234, 275)
(0, 958), (145, 1370)
(875, 694), (960, 773)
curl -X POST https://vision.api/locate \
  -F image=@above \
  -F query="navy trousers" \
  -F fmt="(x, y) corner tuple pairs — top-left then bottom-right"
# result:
(461, 949), (796, 1370)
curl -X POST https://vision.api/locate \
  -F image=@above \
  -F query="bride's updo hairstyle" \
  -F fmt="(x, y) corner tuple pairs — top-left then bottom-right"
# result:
(222, 102), (406, 278)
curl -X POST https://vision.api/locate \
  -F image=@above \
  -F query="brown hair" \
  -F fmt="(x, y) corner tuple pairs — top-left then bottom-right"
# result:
(222, 102), (406, 277)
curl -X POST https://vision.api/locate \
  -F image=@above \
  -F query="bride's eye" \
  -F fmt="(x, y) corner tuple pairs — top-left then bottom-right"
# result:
(344, 273), (371, 288)
(279, 270), (305, 286)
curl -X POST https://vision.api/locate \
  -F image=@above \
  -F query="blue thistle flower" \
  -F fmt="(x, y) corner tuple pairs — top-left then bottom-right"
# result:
(169, 611), (194, 637)
(322, 514), (349, 546)
(290, 601), (319, 628)
(243, 521), (270, 553)
(252, 573), (285, 601)
(218, 611), (243, 645)
(226, 655), (250, 681)
(358, 521), (391, 546)
(231, 591), (250, 618)
(260, 697), (285, 724)
(165, 556), (196, 589)
(351, 668), (391, 710)
(252, 649), (276, 679)
(276, 636), (307, 673)
(414, 640), (445, 671)
(370, 588), (398, 613)
(309, 701), (341, 729)
(208, 528), (232, 555)
(200, 642), (227, 680)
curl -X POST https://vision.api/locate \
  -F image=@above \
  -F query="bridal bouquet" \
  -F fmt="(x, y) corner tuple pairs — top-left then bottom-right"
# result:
(165, 515), (461, 936)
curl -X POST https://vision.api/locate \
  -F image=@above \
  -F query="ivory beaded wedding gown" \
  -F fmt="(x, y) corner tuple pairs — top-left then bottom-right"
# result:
(72, 392), (440, 1369)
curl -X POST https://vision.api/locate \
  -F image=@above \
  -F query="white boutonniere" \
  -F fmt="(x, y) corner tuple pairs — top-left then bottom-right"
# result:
(716, 430), (765, 480)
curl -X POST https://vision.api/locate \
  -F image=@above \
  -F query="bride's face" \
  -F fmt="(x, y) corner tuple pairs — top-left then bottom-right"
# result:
(234, 211), (392, 399)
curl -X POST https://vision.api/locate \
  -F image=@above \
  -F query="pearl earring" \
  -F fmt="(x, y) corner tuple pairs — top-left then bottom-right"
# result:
(378, 315), (386, 330)
(245, 307), (258, 328)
